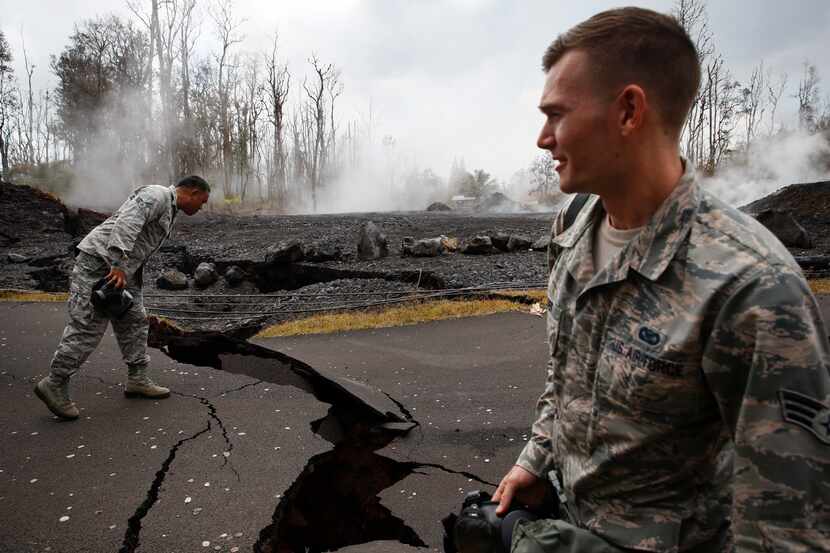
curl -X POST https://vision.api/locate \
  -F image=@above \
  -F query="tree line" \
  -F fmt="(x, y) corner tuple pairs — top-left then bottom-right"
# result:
(0, 0), (828, 211)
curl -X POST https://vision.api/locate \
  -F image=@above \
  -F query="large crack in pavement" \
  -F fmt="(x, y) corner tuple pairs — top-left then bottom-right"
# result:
(149, 321), (496, 552)
(74, 374), (245, 552)
(118, 415), (211, 553)
(172, 391), (241, 478)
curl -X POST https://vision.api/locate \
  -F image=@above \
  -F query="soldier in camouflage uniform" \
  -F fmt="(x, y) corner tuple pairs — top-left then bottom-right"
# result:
(491, 7), (830, 553)
(34, 176), (210, 421)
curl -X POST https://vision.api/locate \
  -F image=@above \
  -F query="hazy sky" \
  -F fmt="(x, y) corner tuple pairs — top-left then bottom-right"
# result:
(2, 0), (829, 184)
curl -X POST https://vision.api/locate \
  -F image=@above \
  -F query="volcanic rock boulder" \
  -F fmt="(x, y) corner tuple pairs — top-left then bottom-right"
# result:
(426, 201), (452, 212)
(441, 236), (460, 252)
(460, 235), (494, 255)
(157, 268), (189, 290)
(489, 232), (510, 252)
(754, 209), (813, 249)
(357, 221), (389, 260)
(507, 234), (533, 252)
(303, 241), (342, 262)
(401, 236), (449, 257)
(400, 236), (415, 256)
(224, 265), (246, 287)
(531, 235), (550, 251)
(194, 262), (219, 288)
(7, 253), (30, 264)
(265, 239), (305, 264)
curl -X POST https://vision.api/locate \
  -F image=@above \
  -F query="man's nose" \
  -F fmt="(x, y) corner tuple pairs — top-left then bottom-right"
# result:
(537, 125), (555, 150)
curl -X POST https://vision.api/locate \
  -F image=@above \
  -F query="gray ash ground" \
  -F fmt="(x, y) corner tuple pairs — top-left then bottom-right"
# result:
(3, 179), (830, 334)
(144, 211), (551, 332)
(0, 180), (553, 332)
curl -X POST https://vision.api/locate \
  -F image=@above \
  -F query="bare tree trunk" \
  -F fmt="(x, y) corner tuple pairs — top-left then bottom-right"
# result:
(766, 70), (787, 136)
(265, 32), (290, 207)
(210, 0), (243, 198)
(302, 55), (337, 212)
(740, 62), (765, 149)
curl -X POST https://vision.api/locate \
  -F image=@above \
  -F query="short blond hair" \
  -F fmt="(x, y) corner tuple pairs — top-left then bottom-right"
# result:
(543, 7), (700, 134)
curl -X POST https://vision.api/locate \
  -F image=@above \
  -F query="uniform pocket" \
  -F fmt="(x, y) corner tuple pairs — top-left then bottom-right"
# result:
(598, 337), (703, 422)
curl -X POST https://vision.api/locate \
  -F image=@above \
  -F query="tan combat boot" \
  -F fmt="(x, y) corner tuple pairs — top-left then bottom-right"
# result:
(124, 366), (171, 399)
(34, 376), (80, 420)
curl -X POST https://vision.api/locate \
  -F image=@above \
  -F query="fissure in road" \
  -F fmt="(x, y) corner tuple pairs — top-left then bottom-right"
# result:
(151, 327), (496, 552)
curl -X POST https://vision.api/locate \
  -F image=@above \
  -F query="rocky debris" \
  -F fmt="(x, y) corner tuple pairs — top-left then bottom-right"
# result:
(224, 265), (246, 287)
(0, 179), (557, 297)
(489, 232), (510, 252)
(357, 221), (389, 260)
(740, 180), (830, 254)
(401, 237), (445, 257)
(426, 201), (452, 212)
(65, 208), (109, 237)
(303, 241), (342, 262)
(0, 180), (71, 247)
(194, 262), (219, 288)
(265, 239), (305, 264)
(531, 235), (550, 251)
(753, 209), (813, 249)
(29, 263), (72, 292)
(507, 234), (533, 252)
(7, 253), (30, 263)
(460, 236), (494, 255)
(441, 236), (460, 252)
(156, 268), (189, 290)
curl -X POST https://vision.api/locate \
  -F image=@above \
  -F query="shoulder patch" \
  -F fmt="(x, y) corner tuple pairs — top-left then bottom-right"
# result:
(779, 389), (830, 445)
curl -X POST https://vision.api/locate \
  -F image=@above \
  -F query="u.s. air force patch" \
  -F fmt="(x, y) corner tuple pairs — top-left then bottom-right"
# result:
(779, 389), (830, 445)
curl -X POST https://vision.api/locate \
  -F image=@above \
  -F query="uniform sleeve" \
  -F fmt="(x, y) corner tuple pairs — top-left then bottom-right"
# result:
(106, 188), (165, 269)
(516, 355), (558, 477)
(518, 205), (569, 477)
(702, 266), (830, 552)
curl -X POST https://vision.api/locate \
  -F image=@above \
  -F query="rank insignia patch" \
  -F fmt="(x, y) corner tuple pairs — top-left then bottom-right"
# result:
(779, 389), (830, 445)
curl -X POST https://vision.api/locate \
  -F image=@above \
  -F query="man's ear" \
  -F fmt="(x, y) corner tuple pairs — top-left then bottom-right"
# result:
(617, 84), (647, 136)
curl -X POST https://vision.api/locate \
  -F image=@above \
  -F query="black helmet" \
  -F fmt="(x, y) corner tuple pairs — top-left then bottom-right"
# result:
(91, 278), (134, 319)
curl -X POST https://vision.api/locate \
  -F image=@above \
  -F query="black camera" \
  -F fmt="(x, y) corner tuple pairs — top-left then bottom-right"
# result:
(91, 278), (134, 319)
(442, 490), (551, 553)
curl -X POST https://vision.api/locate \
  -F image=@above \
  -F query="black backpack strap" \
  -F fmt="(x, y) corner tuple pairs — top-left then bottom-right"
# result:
(563, 193), (590, 232)
(547, 193), (591, 273)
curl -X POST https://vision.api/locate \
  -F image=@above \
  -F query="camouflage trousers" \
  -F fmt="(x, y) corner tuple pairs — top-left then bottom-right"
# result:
(49, 252), (149, 381)
(511, 519), (625, 553)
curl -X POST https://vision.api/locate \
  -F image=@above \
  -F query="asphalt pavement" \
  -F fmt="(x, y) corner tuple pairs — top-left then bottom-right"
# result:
(0, 303), (548, 553)
(2, 296), (829, 553)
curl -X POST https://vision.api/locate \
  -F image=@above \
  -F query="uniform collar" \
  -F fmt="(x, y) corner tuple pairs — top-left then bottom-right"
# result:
(552, 159), (700, 286)
(168, 185), (178, 216)
(627, 159), (699, 281)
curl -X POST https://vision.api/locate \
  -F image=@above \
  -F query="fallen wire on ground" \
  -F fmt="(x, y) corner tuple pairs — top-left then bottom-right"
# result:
(144, 281), (547, 320)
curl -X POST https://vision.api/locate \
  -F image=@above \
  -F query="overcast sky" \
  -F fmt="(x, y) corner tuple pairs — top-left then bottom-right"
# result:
(2, 0), (829, 184)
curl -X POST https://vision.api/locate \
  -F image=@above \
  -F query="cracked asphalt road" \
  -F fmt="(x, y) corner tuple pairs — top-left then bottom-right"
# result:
(0, 302), (556, 553)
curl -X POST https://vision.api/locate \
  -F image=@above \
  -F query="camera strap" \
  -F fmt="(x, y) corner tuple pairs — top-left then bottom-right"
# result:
(547, 469), (575, 525)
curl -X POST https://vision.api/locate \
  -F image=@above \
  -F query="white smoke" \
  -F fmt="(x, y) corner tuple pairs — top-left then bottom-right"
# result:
(62, 87), (163, 211)
(700, 130), (830, 206)
(303, 140), (448, 214)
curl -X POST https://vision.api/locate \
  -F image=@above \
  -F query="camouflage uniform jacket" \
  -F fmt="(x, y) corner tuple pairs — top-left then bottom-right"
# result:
(77, 185), (178, 277)
(516, 163), (830, 552)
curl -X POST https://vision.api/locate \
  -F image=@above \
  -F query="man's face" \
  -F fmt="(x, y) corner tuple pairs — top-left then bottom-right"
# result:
(178, 188), (210, 215)
(537, 50), (621, 195)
